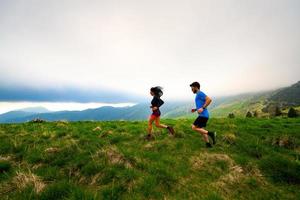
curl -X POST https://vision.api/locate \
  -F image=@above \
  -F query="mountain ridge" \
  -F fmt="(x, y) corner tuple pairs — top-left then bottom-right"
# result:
(1, 81), (299, 122)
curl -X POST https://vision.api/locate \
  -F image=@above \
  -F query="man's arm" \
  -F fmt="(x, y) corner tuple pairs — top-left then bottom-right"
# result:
(197, 96), (212, 113)
(202, 96), (212, 109)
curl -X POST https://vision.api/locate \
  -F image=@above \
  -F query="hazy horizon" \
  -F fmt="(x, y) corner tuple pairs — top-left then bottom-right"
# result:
(1, 0), (300, 111)
(0, 80), (298, 114)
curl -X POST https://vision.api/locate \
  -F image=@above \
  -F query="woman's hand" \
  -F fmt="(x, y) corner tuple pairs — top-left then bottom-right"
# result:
(152, 106), (158, 111)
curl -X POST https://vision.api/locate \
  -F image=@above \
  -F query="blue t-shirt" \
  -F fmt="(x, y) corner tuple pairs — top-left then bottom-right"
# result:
(195, 91), (209, 118)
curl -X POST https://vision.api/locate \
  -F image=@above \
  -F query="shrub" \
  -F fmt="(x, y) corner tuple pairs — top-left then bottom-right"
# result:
(228, 113), (235, 118)
(260, 155), (300, 184)
(0, 140), (12, 154)
(274, 106), (282, 116)
(0, 160), (11, 173)
(30, 118), (47, 123)
(288, 107), (298, 118)
(246, 111), (253, 118)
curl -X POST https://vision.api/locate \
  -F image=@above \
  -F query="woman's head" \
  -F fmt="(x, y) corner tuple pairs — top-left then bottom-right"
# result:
(150, 86), (163, 97)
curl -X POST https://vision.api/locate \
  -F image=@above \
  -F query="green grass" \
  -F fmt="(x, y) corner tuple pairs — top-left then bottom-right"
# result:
(210, 98), (266, 118)
(0, 118), (299, 199)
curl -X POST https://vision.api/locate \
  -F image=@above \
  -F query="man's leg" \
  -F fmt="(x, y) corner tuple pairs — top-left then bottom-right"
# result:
(192, 125), (209, 143)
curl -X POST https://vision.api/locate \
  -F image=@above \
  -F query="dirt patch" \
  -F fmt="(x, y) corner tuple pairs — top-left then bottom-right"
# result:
(143, 141), (159, 150)
(102, 146), (133, 168)
(191, 153), (234, 170)
(13, 171), (46, 193)
(56, 120), (69, 128)
(32, 163), (44, 170)
(144, 143), (153, 149)
(214, 165), (244, 186)
(271, 135), (297, 149)
(44, 147), (60, 153)
(222, 133), (237, 145)
(0, 155), (13, 161)
(90, 173), (102, 185)
(57, 120), (69, 123)
(98, 130), (113, 138)
(191, 153), (267, 197)
(93, 126), (102, 131)
(191, 152), (266, 190)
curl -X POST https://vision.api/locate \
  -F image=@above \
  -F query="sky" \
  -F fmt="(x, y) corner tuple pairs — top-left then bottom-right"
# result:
(0, 0), (300, 113)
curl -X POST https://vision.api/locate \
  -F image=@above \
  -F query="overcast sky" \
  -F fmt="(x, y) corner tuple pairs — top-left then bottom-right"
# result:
(0, 0), (300, 104)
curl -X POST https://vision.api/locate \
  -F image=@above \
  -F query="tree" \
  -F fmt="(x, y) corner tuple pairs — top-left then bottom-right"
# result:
(246, 111), (253, 118)
(288, 107), (298, 118)
(274, 106), (282, 116)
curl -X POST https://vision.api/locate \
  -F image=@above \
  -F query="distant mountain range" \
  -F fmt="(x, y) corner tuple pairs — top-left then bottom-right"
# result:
(0, 81), (299, 123)
(16, 106), (51, 113)
(0, 103), (192, 123)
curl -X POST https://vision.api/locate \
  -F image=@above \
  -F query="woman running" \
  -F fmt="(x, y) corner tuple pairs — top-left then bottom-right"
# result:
(146, 86), (175, 140)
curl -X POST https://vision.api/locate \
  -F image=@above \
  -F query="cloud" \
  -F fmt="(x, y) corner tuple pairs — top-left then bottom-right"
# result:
(0, 0), (300, 99)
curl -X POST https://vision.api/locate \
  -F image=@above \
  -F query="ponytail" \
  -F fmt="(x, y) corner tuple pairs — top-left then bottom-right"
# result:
(150, 86), (163, 97)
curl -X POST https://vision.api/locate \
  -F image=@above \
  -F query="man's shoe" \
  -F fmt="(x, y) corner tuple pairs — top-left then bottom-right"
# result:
(208, 131), (217, 145)
(206, 142), (213, 148)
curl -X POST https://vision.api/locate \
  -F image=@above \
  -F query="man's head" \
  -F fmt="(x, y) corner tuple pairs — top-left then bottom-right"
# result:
(190, 82), (200, 94)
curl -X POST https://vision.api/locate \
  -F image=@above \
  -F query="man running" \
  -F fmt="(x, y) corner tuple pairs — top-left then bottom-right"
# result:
(190, 82), (216, 148)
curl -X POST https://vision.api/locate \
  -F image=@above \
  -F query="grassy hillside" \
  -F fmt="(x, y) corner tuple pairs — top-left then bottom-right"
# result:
(210, 81), (300, 118)
(209, 92), (271, 118)
(270, 81), (300, 105)
(0, 118), (300, 199)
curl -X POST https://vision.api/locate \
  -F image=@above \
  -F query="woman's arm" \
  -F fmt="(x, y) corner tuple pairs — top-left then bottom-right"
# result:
(151, 96), (160, 111)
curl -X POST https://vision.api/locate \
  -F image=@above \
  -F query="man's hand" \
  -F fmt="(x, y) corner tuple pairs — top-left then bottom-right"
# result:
(197, 108), (204, 114)
(191, 109), (197, 113)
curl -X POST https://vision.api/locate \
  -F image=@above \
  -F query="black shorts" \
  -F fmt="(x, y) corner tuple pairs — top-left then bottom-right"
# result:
(193, 116), (208, 128)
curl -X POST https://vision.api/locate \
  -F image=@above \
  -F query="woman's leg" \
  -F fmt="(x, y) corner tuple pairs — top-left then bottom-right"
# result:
(148, 115), (156, 135)
(155, 117), (168, 129)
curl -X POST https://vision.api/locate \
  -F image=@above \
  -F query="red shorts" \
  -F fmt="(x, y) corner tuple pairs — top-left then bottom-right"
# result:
(150, 114), (160, 121)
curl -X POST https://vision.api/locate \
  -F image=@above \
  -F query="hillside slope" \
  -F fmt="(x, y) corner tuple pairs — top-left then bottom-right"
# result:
(269, 81), (300, 105)
(210, 81), (300, 117)
(0, 118), (299, 199)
